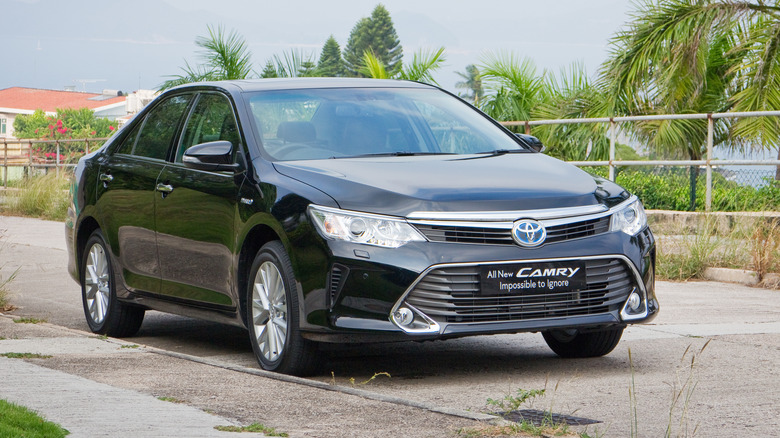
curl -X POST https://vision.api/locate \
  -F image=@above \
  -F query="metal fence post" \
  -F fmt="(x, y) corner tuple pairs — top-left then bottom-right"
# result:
(3, 137), (7, 188)
(706, 114), (713, 212)
(27, 140), (32, 178)
(56, 141), (61, 177)
(608, 118), (616, 181)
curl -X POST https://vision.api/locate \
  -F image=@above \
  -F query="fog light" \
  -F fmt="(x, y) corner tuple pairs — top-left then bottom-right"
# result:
(393, 307), (415, 326)
(627, 291), (641, 311)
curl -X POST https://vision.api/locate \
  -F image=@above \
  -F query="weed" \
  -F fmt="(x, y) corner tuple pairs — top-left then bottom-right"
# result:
(93, 334), (108, 340)
(750, 219), (780, 279)
(1, 352), (52, 359)
(348, 372), (391, 387)
(1, 172), (71, 221)
(120, 344), (140, 349)
(487, 388), (546, 412)
(665, 341), (709, 438)
(157, 396), (185, 404)
(13, 317), (46, 324)
(215, 423), (288, 436)
(0, 241), (19, 312)
(457, 421), (579, 437)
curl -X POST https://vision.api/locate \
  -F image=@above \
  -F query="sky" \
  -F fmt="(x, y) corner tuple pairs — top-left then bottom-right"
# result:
(2, 0), (634, 94)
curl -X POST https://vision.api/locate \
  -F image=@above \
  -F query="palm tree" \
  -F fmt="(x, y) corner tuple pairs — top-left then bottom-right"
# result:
(361, 47), (446, 84)
(601, 0), (780, 183)
(160, 25), (253, 90)
(478, 53), (611, 161)
(455, 64), (483, 105)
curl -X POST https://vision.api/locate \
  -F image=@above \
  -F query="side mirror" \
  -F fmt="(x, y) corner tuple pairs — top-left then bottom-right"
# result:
(182, 141), (240, 172)
(515, 133), (545, 153)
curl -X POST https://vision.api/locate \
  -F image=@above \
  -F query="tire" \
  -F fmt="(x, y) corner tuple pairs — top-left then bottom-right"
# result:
(542, 327), (624, 358)
(81, 229), (144, 337)
(247, 241), (318, 376)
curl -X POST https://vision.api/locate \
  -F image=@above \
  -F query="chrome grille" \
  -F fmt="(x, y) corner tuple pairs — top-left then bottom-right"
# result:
(413, 216), (610, 246)
(403, 258), (633, 324)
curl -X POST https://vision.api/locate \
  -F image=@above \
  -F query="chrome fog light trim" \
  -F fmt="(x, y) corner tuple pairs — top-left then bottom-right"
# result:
(389, 304), (440, 334)
(621, 287), (649, 321)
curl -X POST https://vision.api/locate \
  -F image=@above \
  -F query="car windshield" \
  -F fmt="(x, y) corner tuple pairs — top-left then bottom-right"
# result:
(246, 87), (525, 161)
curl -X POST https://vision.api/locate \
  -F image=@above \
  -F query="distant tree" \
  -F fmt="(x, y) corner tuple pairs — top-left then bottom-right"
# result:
(160, 25), (253, 90)
(455, 64), (483, 105)
(317, 35), (345, 77)
(344, 18), (372, 77)
(260, 61), (278, 78)
(298, 60), (317, 77)
(343, 4), (403, 77)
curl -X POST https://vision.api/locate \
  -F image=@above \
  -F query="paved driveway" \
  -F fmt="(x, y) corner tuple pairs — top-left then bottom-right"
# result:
(2, 215), (779, 437)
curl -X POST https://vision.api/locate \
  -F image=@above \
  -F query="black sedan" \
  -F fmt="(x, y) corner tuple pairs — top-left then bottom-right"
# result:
(66, 78), (657, 376)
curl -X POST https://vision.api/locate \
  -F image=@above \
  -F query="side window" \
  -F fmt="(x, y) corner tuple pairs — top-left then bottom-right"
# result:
(133, 95), (192, 160)
(113, 122), (141, 155)
(177, 93), (239, 163)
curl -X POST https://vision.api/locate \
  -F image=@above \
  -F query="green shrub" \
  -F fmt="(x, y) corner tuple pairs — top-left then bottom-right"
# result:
(607, 168), (780, 211)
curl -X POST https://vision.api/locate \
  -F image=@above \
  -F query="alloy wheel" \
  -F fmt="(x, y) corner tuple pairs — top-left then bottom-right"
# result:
(251, 261), (288, 362)
(84, 243), (110, 324)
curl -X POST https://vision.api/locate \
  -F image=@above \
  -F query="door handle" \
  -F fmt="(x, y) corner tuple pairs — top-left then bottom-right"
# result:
(155, 183), (174, 194)
(99, 173), (113, 182)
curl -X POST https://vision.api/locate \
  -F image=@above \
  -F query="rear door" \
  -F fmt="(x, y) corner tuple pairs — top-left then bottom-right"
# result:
(96, 93), (193, 294)
(154, 92), (245, 308)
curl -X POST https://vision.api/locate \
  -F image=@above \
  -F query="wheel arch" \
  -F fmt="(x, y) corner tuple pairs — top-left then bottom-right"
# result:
(237, 224), (284, 327)
(75, 216), (101, 283)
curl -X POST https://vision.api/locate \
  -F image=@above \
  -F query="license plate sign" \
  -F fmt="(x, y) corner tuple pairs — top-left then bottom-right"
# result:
(480, 261), (587, 296)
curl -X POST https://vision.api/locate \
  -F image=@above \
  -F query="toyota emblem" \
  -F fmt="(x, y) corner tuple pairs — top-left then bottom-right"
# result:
(512, 219), (546, 247)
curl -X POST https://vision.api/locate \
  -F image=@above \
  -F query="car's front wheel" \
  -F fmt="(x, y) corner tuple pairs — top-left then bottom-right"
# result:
(542, 327), (624, 358)
(81, 229), (144, 337)
(247, 241), (317, 376)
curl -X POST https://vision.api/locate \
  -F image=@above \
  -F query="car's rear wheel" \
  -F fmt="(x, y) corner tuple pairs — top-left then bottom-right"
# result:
(247, 241), (317, 376)
(542, 327), (624, 358)
(81, 229), (144, 337)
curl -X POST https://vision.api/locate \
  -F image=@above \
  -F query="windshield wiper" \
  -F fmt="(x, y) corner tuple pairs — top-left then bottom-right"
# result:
(475, 149), (530, 156)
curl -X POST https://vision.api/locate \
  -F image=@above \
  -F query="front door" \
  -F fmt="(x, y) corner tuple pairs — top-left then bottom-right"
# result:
(154, 92), (244, 308)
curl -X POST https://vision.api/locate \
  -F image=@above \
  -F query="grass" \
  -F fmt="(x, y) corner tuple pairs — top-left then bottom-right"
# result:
(120, 344), (140, 349)
(0, 352), (52, 359)
(214, 423), (288, 436)
(13, 317), (46, 324)
(0, 399), (69, 437)
(1, 172), (71, 221)
(656, 213), (780, 282)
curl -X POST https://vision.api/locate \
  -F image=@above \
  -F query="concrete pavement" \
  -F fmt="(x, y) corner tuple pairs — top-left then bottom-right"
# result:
(2, 214), (780, 437)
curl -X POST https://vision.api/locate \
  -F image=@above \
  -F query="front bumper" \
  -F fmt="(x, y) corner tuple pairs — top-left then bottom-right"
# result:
(299, 225), (657, 343)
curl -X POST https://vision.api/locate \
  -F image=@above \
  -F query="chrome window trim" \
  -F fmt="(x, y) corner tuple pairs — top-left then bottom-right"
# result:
(388, 253), (649, 334)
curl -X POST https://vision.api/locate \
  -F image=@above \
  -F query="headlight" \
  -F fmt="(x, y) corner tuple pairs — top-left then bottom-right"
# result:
(308, 205), (426, 248)
(610, 197), (647, 236)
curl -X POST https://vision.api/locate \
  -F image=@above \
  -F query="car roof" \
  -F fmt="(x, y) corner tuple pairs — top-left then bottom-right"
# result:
(171, 78), (435, 93)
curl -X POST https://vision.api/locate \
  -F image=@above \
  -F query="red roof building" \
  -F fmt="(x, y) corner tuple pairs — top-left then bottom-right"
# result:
(0, 87), (127, 139)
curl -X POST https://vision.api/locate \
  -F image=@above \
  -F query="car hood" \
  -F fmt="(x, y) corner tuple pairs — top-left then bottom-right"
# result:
(272, 154), (628, 216)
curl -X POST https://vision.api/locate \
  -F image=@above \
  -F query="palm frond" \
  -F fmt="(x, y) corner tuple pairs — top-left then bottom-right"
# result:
(398, 47), (446, 84)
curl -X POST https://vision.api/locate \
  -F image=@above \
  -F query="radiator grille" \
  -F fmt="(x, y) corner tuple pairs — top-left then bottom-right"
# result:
(403, 258), (632, 324)
(413, 216), (610, 246)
